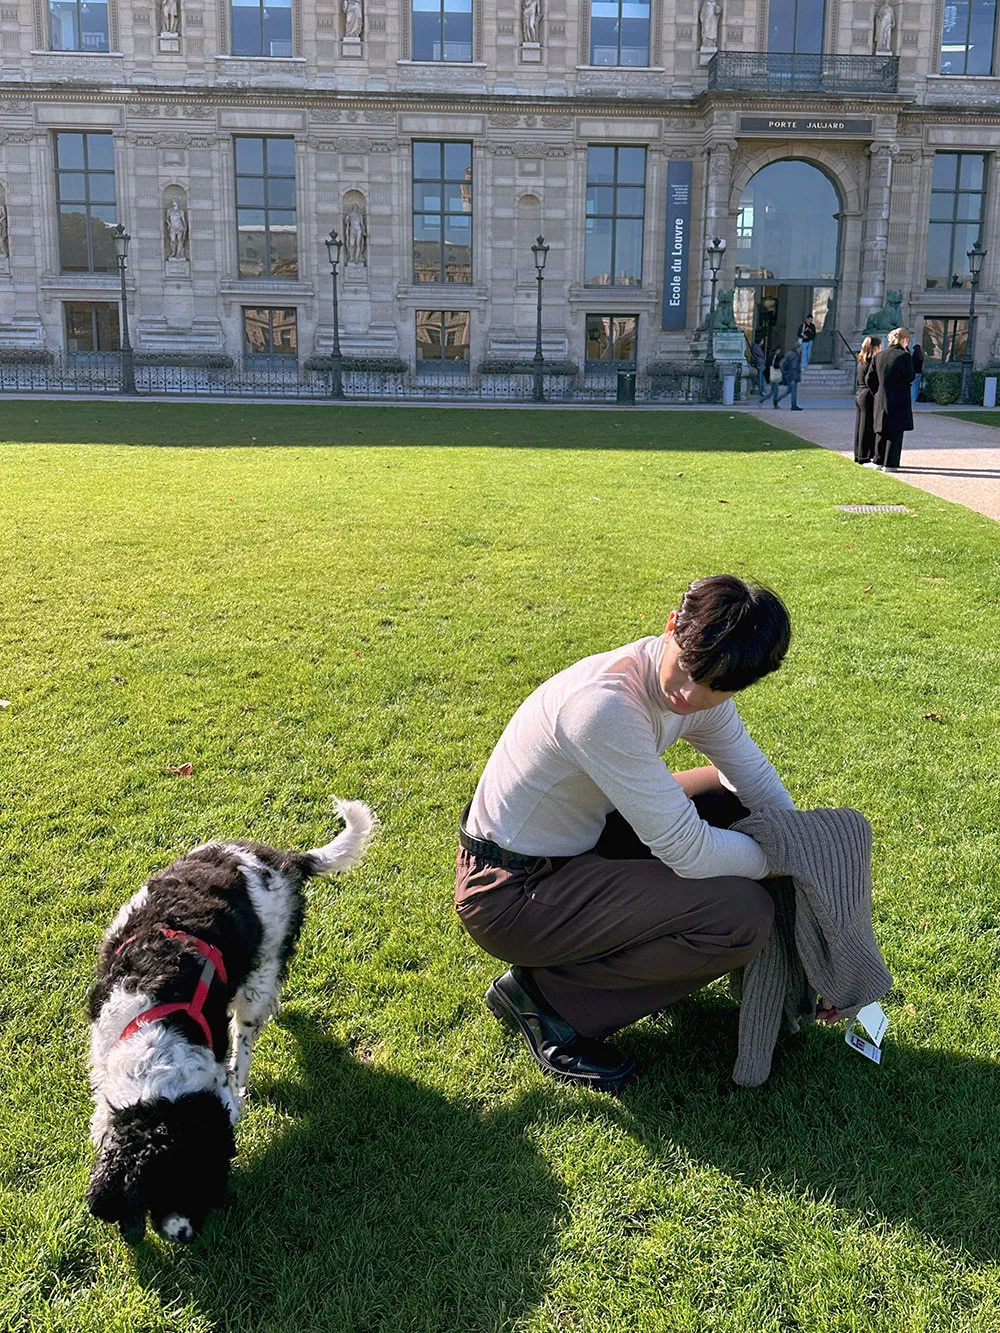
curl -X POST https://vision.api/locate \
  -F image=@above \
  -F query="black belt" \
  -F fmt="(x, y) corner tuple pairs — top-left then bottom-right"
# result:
(459, 804), (541, 871)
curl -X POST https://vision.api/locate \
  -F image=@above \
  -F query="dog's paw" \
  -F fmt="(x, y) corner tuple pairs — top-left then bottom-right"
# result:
(220, 1082), (244, 1125)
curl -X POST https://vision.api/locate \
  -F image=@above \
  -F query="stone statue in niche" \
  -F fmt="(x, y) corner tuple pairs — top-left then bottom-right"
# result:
(165, 197), (189, 260)
(0, 202), (9, 259)
(161, 0), (179, 33)
(874, 2), (895, 53)
(699, 0), (722, 50)
(344, 202), (368, 265)
(343, 0), (363, 38)
(521, 0), (540, 43)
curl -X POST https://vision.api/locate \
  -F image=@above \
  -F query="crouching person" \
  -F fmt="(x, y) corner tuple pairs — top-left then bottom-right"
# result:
(455, 574), (795, 1092)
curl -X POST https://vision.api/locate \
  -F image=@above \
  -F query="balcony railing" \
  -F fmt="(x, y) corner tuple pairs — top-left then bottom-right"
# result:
(707, 51), (899, 94)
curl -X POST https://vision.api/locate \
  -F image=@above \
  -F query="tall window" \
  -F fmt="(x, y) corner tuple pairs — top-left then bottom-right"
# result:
(415, 310), (471, 369)
(235, 138), (298, 279)
(585, 315), (638, 365)
(412, 142), (472, 284)
(65, 302), (119, 354)
(412, 0), (473, 60)
(49, 0), (109, 51)
(590, 1), (651, 65)
(923, 316), (969, 361)
(940, 0), (997, 73)
(231, 0), (293, 56)
(926, 153), (987, 289)
(243, 307), (298, 359)
(585, 146), (645, 287)
(767, 0), (825, 52)
(55, 132), (117, 273)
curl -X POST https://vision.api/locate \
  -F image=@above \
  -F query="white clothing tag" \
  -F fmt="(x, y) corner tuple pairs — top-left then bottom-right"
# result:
(845, 1025), (882, 1064)
(856, 1002), (888, 1047)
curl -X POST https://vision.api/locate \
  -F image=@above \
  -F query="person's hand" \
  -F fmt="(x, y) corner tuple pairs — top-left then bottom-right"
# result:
(817, 999), (841, 1024)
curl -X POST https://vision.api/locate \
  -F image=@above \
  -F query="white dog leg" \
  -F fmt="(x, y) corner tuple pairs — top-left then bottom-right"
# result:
(226, 964), (282, 1108)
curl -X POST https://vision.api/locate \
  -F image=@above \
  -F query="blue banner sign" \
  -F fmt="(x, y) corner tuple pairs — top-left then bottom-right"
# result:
(662, 160), (692, 331)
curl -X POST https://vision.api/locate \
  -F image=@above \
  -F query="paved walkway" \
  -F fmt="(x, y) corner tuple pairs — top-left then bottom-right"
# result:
(747, 400), (1000, 522)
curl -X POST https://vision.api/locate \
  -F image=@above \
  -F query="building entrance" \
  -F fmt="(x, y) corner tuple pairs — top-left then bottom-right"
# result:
(734, 284), (837, 364)
(734, 159), (842, 364)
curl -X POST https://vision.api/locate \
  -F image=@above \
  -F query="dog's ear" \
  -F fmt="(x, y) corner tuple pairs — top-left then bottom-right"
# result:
(87, 1136), (147, 1244)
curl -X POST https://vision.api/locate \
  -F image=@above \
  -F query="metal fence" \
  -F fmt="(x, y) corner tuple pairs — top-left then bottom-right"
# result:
(707, 51), (899, 93)
(0, 356), (741, 405)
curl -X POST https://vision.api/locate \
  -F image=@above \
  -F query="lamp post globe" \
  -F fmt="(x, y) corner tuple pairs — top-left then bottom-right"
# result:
(531, 234), (549, 404)
(112, 223), (136, 396)
(326, 228), (345, 400)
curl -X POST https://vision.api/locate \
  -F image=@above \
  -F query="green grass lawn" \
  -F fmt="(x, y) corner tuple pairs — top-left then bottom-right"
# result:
(946, 411), (1000, 429)
(2, 401), (999, 1333)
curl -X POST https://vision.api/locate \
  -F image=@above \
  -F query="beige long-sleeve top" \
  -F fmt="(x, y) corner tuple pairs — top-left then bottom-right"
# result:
(467, 635), (794, 881)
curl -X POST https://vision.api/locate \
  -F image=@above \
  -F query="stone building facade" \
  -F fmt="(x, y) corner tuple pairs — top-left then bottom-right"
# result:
(0, 0), (997, 374)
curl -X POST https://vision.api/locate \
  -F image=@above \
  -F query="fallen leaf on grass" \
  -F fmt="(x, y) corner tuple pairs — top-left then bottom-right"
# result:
(240, 704), (255, 713)
(167, 763), (194, 777)
(110, 676), (126, 686)
(0, 699), (9, 709)
(904, 1004), (917, 1017)
(861, 584), (873, 593)
(922, 712), (944, 723)
(717, 499), (729, 504)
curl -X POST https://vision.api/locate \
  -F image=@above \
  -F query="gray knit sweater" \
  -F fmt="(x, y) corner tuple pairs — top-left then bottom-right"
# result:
(728, 806), (893, 1087)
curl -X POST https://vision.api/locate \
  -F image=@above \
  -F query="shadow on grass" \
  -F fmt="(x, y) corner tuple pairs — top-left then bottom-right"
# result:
(606, 991), (1000, 1261)
(0, 401), (812, 454)
(132, 1011), (563, 1333)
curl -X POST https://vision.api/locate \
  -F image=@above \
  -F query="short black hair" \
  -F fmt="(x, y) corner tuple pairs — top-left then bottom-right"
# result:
(673, 574), (791, 692)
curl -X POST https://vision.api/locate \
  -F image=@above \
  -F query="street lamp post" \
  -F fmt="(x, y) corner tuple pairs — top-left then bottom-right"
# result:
(112, 223), (136, 396)
(960, 239), (986, 405)
(531, 234), (549, 403)
(704, 235), (726, 400)
(325, 228), (345, 400)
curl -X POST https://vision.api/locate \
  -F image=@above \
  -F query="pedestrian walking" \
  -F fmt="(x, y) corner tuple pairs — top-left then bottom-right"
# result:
(854, 335), (881, 465)
(798, 316), (817, 370)
(773, 342), (803, 410)
(910, 341), (924, 404)
(766, 348), (783, 405)
(867, 326), (915, 471)
(750, 339), (767, 398)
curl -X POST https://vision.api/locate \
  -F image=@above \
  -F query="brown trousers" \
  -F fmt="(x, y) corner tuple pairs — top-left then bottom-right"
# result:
(455, 769), (775, 1039)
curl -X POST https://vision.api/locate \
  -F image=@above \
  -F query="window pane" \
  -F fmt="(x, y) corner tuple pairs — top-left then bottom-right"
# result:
(263, 2), (293, 54)
(611, 316), (637, 361)
(956, 191), (984, 221)
(57, 172), (87, 202)
(59, 207), (90, 271)
(967, 0), (997, 73)
(587, 146), (616, 184)
(235, 138), (264, 174)
(441, 310), (470, 360)
(929, 192), (955, 221)
(265, 137), (296, 174)
(587, 185), (615, 216)
(620, 2), (650, 64)
(931, 153), (958, 189)
(50, 1), (80, 50)
(268, 225), (298, 278)
(90, 215), (117, 272)
(616, 147), (645, 185)
(271, 308), (297, 353)
(958, 154), (985, 189)
(952, 225), (981, 283)
(416, 310), (443, 358)
(232, 0), (263, 55)
(442, 7), (472, 59)
(94, 302), (120, 351)
(924, 225), (951, 287)
(414, 212), (442, 240)
(266, 176), (296, 209)
(237, 176), (266, 207)
(56, 132), (85, 169)
(65, 302), (95, 351)
(88, 173), (116, 205)
(586, 315), (611, 360)
(239, 225), (267, 277)
(922, 317), (947, 358)
(614, 218), (644, 284)
(243, 307), (271, 354)
(80, 0), (109, 50)
(413, 142), (441, 179)
(85, 133), (115, 171)
(412, 8), (441, 60)
(616, 186), (645, 215)
(584, 216), (613, 284)
(444, 142), (472, 177)
(414, 239), (441, 282)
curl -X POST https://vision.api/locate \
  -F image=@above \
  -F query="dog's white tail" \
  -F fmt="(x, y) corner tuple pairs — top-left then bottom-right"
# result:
(307, 799), (378, 877)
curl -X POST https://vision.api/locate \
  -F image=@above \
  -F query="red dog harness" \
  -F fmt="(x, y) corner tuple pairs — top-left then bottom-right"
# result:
(117, 927), (229, 1049)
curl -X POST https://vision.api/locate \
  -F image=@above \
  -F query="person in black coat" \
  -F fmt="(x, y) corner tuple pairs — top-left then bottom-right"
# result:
(853, 335), (881, 464)
(866, 327), (915, 471)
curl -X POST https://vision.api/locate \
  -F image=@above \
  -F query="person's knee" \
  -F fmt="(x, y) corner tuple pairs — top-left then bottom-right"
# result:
(726, 878), (774, 960)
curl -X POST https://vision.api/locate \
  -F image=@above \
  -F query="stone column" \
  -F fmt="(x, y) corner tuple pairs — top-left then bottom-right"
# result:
(857, 142), (897, 334)
(701, 138), (737, 324)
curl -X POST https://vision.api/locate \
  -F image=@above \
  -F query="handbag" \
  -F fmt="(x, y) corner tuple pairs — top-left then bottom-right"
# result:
(768, 366), (781, 384)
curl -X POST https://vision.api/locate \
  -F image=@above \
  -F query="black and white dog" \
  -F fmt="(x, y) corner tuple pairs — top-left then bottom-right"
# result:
(86, 798), (377, 1244)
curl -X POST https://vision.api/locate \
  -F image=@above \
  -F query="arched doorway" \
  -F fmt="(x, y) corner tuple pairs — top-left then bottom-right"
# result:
(734, 159), (842, 364)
